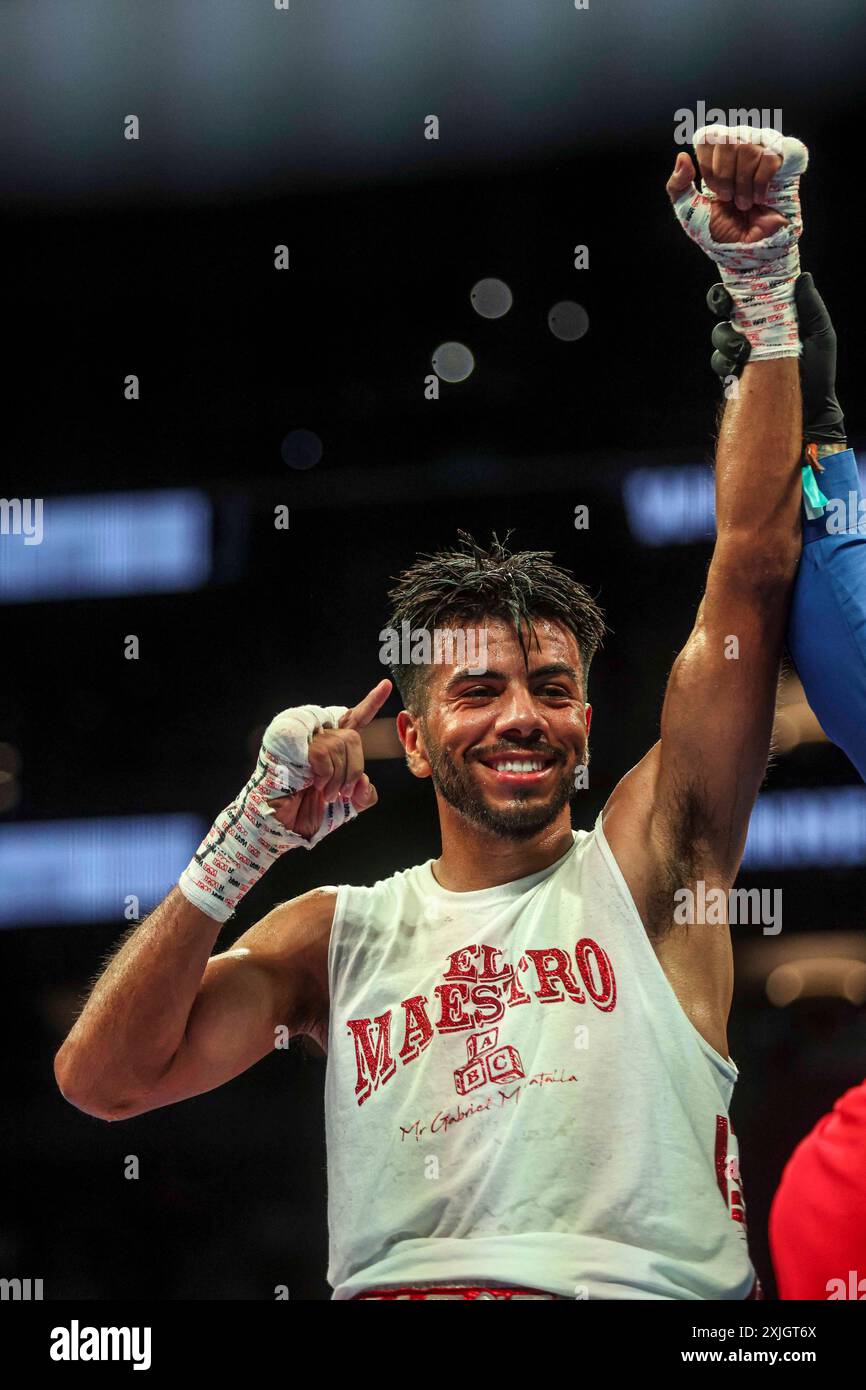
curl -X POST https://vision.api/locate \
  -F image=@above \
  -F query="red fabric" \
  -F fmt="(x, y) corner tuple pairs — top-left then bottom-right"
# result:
(355, 1281), (762, 1300)
(354, 1284), (561, 1300)
(769, 1078), (866, 1300)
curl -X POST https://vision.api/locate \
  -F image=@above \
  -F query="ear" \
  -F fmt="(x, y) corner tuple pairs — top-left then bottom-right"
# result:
(396, 709), (432, 779)
(584, 703), (592, 738)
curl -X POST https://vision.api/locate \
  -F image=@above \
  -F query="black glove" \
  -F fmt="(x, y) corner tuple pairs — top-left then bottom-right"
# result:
(707, 273), (846, 445)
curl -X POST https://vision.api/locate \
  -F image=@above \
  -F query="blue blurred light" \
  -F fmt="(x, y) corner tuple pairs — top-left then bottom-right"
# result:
(742, 787), (866, 870)
(622, 466), (715, 545)
(623, 454), (866, 546)
(0, 815), (206, 926)
(0, 490), (212, 603)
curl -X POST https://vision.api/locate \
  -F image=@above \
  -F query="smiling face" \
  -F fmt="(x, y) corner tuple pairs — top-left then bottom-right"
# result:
(398, 616), (593, 841)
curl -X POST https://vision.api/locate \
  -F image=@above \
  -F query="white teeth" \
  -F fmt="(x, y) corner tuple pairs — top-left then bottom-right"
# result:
(490, 760), (546, 773)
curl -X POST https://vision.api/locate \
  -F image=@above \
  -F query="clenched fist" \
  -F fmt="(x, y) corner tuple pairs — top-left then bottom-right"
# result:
(668, 124), (809, 360)
(667, 141), (784, 244)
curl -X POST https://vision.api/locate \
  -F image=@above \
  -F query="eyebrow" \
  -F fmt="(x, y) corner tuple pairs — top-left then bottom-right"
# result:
(444, 662), (580, 690)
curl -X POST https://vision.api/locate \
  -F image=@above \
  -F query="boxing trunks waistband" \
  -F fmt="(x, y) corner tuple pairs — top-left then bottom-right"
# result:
(353, 1283), (564, 1300)
(353, 1278), (763, 1300)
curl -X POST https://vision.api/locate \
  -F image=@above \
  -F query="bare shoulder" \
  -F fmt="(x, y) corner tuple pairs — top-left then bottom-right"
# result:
(601, 741), (686, 939)
(259, 885), (338, 948)
(601, 741), (661, 903)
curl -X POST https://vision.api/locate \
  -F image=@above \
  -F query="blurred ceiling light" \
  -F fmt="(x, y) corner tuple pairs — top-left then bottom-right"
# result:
(0, 771), (20, 814)
(0, 744), (21, 775)
(280, 429), (323, 470)
(766, 958), (866, 1007)
(0, 815), (208, 927)
(622, 465), (716, 545)
(548, 301), (589, 342)
(0, 491), (212, 604)
(741, 787), (866, 870)
(432, 342), (475, 383)
(0, 744), (22, 814)
(470, 278), (513, 319)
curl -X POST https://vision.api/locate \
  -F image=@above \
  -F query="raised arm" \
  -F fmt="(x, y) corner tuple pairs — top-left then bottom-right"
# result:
(605, 126), (808, 908)
(654, 355), (801, 872)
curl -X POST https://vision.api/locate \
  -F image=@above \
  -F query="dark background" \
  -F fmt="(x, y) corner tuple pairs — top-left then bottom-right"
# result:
(3, 0), (865, 1300)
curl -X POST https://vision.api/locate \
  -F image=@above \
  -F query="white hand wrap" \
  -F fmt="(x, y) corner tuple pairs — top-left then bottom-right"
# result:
(178, 703), (357, 922)
(672, 125), (809, 360)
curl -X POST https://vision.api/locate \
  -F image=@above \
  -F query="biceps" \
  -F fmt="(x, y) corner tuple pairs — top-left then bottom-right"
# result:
(147, 955), (291, 1109)
(192, 951), (287, 1058)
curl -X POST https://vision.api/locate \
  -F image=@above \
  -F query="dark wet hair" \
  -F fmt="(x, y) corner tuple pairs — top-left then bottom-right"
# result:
(384, 530), (606, 714)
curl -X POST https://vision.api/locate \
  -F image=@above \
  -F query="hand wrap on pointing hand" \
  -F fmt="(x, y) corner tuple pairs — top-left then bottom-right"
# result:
(179, 704), (357, 922)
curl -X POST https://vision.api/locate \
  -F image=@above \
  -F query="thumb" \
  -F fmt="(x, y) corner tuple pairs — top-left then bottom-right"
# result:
(352, 774), (378, 813)
(667, 151), (696, 204)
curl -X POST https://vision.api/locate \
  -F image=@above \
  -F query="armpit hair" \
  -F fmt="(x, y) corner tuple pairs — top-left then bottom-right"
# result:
(645, 773), (717, 943)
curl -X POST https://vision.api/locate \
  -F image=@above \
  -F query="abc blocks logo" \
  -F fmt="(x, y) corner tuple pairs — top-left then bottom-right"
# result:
(453, 1026), (525, 1095)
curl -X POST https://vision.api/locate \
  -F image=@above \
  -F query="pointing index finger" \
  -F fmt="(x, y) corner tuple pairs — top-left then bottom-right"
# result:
(339, 678), (393, 730)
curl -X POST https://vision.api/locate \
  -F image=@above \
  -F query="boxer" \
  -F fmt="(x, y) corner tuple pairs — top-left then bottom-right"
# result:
(57, 124), (812, 1301)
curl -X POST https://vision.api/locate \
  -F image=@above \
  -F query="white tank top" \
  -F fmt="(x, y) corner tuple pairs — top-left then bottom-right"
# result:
(323, 813), (755, 1300)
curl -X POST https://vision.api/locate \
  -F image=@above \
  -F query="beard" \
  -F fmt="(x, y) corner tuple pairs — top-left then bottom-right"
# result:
(424, 733), (576, 841)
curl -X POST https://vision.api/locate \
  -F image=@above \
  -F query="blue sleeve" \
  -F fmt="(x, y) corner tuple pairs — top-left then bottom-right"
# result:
(786, 448), (866, 781)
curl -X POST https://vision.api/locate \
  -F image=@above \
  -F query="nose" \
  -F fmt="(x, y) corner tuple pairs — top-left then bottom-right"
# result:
(492, 686), (548, 743)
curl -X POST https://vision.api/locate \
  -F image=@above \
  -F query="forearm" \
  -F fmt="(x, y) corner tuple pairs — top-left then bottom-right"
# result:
(654, 361), (805, 870)
(713, 358), (803, 571)
(55, 887), (221, 1113)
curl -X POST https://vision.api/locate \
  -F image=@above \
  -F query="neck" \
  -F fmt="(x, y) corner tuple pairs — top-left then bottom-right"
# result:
(431, 802), (576, 892)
